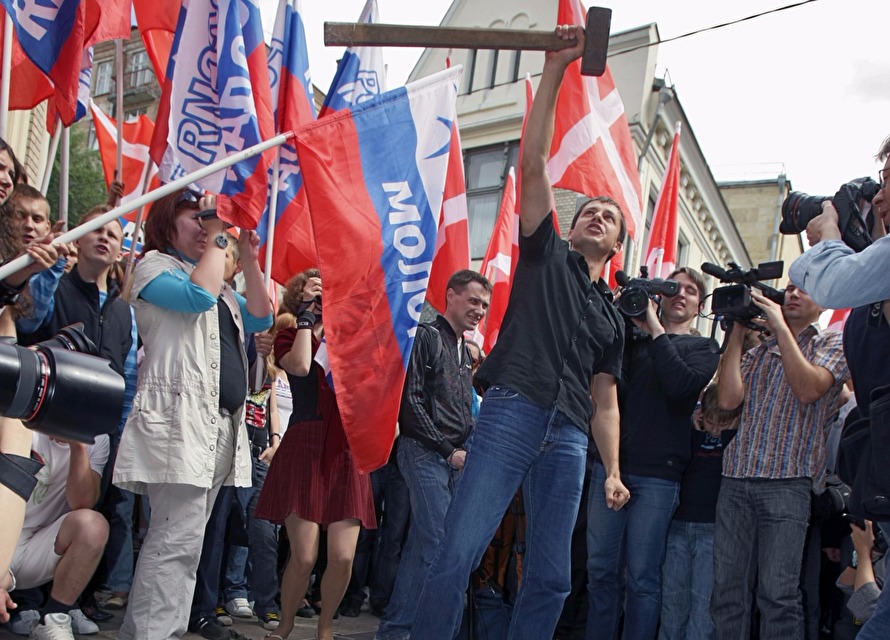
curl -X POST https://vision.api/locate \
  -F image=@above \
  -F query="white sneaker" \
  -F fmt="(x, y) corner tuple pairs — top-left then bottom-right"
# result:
(67, 608), (100, 634)
(28, 613), (74, 640)
(224, 597), (253, 618)
(7, 609), (40, 635)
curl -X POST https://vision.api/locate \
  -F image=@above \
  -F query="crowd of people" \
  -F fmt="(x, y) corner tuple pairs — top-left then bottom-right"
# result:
(0, 23), (888, 640)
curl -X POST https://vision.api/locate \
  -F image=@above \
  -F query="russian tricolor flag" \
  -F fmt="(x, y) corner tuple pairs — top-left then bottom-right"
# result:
(295, 66), (461, 472)
(257, 0), (318, 285)
(150, 0), (275, 230)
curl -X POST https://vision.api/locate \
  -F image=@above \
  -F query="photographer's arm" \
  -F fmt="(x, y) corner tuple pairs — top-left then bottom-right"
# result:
(64, 441), (104, 511)
(716, 323), (746, 411)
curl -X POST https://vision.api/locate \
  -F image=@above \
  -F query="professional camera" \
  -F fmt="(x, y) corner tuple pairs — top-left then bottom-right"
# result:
(614, 267), (679, 318)
(701, 261), (786, 352)
(0, 323), (125, 443)
(780, 177), (880, 253)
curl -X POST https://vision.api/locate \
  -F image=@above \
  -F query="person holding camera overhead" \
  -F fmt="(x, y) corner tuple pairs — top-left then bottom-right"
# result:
(254, 269), (375, 640)
(586, 267), (718, 640)
(712, 282), (849, 640)
(112, 188), (272, 640)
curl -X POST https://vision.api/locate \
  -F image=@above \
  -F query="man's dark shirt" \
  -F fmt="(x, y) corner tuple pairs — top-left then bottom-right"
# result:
(477, 212), (624, 430)
(674, 429), (736, 523)
(614, 333), (719, 482)
(399, 315), (474, 459)
(843, 303), (890, 418)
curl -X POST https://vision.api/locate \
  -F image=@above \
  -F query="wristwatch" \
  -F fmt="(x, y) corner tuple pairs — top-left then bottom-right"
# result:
(214, 234), (229, 250)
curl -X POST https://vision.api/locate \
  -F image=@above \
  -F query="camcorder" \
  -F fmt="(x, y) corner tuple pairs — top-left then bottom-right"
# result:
(701, 261), (786, 353)
(614, 266), (679, 319)
(0, 323), (125, 444)
(780, 177), (880, 253)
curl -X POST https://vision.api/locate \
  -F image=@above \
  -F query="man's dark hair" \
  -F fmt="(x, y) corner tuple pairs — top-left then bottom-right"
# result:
(447, 269), (492, 295)
(877, 134), (890, 162)
(667, 267), (708, 304)
(570, 196), (627, 247)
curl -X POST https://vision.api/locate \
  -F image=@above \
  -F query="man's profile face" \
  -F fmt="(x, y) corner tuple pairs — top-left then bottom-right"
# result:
(875, 156), (890, 226)
(13, 196), (51, 245)
(660, 272), (702, 326)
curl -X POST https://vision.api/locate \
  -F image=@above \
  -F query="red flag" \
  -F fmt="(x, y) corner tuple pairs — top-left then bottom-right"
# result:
(551, 0), (643, 284)
(826, 308), (851, 333)
(0, 7), (54, 112)
(476, 167), (518, 351)
(643, 124), (682, 279)
(426, 117), (470, 314)
(85, 0), (131, 47)
(132, 0), (180, 87)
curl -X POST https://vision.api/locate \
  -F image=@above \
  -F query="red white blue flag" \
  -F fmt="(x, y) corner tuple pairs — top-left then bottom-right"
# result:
(257, 0), (318, 285)
(643, 124), (682, 279)
(318, 0), (385, 118)
(295, 66), (461, 472)
(150, 0), (275, 230)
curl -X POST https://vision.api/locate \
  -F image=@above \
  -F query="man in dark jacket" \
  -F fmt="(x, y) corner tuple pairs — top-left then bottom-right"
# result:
(587, 267), (719, 640)
(374, 269), (491, 640)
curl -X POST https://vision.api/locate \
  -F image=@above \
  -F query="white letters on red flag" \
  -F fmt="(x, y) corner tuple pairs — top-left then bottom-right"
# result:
(550, 0), (643, 283)
(150, 0), (275, 230)
(643, 124), (682, 279)
(426, 116), (470, 314)
(476, 166), (518, 351)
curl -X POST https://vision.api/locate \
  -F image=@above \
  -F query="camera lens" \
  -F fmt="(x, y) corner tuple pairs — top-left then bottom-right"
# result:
(618, 287), (650, 318)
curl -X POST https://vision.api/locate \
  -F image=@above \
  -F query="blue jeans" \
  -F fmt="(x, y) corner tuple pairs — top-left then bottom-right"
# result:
(711, 477), (810, 640)
(105, 486), (138, 593)
(858, 520), (890, 639)
(370, 456), (411, 609)
(586, 464), (680, 640)
(191, 485), (238, 621)
(659, 520), (715, 640)
(410, 386), (589, 640)
(376, 437), (459, 640)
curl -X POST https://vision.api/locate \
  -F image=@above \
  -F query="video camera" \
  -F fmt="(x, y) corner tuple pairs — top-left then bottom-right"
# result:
(614, 266), (679, 318)
(0, 323), (125, 443)
(780, 177), (880, 253)
(701, 261), (786, 352)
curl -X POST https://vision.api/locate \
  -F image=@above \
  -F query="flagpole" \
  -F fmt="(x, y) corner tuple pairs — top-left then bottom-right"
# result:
(122, 164), (157, 286)
(40, 119), (62, 194)
(115, 39), (124, 187)
(0, 132), (296, 281)
(59, 126), (70, 225)
(263, 149), (281, 286)
(0, 13), (12, 139)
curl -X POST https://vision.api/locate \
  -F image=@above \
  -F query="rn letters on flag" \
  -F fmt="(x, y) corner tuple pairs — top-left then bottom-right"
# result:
(295, 66), (461, 473)
(153, 0), (274, 229)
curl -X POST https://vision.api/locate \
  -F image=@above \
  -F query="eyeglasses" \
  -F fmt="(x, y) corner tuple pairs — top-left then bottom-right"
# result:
(176, 189), (202, 207)
(879, 169), (889, 190)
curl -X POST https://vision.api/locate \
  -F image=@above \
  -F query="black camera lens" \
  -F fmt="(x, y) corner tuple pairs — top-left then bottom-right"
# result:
(0, 324), (125, 443)
(617, 287), (650, 318)
(780, 192), (829, 235)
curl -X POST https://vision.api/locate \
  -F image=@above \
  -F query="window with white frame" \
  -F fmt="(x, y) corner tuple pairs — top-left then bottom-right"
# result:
(94, 61), (112, 96)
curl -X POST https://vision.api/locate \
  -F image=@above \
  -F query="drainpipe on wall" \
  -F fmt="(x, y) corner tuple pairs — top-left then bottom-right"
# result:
(768, 173), (786, 263)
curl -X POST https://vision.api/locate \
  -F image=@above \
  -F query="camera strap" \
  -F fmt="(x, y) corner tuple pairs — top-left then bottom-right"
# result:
(0, 452), (44, 501)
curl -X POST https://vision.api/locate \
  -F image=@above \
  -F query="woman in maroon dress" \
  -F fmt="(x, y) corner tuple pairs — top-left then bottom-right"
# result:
(255, 269), (375, 640)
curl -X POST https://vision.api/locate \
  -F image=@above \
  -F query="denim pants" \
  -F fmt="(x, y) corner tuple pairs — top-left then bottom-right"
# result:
(710, 477), (811, 640)
(105, 486), (138, 593)
(410, 386), (589, 640)
(658, 520), (716, 640)
(858, 521), (890, 639)
(586, 464), (680, 640)
(191, 484), (238, 621)
(376, 437), (460, 640)
(369, 457), (411, 609)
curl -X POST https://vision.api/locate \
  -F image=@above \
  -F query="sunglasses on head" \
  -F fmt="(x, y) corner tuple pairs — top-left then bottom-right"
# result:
(176, 189), (203, 207)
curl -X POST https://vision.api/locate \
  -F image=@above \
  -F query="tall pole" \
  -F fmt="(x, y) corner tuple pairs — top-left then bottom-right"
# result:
(59, 127), (70, 225)
(115, 39), (124, 191)
(40, 119), (62, 194)
(0, 14), (12, 140)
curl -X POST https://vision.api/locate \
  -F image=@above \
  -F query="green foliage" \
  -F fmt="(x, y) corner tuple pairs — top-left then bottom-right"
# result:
(46, 125), (108, 228)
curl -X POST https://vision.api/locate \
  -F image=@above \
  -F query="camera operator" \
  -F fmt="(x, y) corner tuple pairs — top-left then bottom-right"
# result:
(712, 283), (849, 639)
(789, 136), (890, 308)
(587, 268), (718, 640)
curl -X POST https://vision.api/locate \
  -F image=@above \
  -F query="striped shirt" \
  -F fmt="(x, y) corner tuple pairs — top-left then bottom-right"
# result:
(723, 325), (849, 481)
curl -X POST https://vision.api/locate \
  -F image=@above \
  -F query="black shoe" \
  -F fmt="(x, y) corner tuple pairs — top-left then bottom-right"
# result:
(189, 615), (231, 640)
(80, 604), (114, 622)
(296, 600), (315, 618)
(369, 599), (387, 617)
(339, 602), (361, 618)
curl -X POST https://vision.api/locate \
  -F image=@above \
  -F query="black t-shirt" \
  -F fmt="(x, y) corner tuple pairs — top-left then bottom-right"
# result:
(217, 299), (248, 414)
(476, 212), (624, 430)
(674, 429), (736, 523)
(843, 303), (890, 418)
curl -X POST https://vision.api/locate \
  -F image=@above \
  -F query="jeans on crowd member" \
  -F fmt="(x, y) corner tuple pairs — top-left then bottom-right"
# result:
(369, 457), (410, 612)
(711, 477), (811, 640)
(220, 486), (252, 604)
(376, 437), (460, 640)
(659, 520), (716, 640)
(341, 524), (376, 613)
(190, 485), (239, 622)
(858, 521), (890, 639)
(410, 386), (588, 640)
(222, 456), (278, 618)
(586, 464), (680, 640)
(104, 487), (138, 593)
